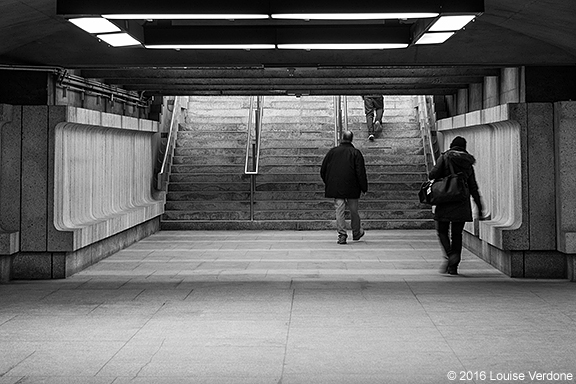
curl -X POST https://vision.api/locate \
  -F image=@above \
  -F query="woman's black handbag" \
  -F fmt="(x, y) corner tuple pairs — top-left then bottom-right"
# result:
(419, 157), (468, 205)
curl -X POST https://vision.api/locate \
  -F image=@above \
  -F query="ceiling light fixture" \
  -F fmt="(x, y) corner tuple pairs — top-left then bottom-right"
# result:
(429, 15), (476, 31)
(145, 44), (275, 50)
(69, 17), (120, 34)
(412, 14), (476, 45)
(271, 13), (438, 20)
(414, 32), (455, 45)
(97, 33), (142, 47)
(104, 14), (270, 20)
(277, 43), (409, 50)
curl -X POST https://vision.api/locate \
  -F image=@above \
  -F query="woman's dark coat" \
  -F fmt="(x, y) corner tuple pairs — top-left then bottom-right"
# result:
(320, 142), (368, 199)
(428, 147), (483, 222)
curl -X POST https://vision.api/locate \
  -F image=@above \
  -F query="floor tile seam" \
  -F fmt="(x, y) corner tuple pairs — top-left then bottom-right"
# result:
(120, 248), (439, 253)
(94, 306), (169, 378)
(404, 278), (471, 373)
(0, 350), (37, 377)
(277, 287), (296, 383)
(99, 259), (436, 263)
(141, 239), (439, 243)
(171, 269), (500, 274)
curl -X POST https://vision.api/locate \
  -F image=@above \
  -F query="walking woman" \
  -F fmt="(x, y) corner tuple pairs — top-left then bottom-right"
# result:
(429, 136), (484, 275)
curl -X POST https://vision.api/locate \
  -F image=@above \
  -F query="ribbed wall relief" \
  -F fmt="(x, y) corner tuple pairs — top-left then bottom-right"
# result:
(53, 121), (164, 250)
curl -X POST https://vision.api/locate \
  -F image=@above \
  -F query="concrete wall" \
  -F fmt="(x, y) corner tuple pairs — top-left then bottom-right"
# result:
(437, 103), (568, 278)
(1, 104), (165, 280)
(0, 105), (21, 282)
(555, 102), (576, 280)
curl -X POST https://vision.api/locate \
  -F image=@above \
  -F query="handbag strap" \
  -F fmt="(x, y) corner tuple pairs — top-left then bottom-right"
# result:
(444, 154), (456, 175)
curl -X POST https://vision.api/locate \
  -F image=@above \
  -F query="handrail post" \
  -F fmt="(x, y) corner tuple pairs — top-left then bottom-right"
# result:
(250, 174), (255, 221)
(343, 96), (349, 131)
(334, 95), (342, 146)
(157, 96), (187, 191)
(245, 95), (264, 221)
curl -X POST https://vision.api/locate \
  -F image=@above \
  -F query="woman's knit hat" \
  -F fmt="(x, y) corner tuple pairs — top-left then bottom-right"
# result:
(450, 136), (467, 150)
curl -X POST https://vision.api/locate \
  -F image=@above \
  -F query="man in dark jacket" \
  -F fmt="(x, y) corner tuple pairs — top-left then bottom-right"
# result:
(429, 136), (484, 275)
(320, 131), (368, 244)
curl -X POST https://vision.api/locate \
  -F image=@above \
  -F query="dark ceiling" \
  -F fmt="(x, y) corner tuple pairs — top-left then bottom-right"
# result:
(0, 0), (575, 96)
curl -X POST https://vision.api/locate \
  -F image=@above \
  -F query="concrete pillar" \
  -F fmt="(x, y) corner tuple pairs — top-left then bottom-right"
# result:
(0, 104), (22, 282)
(483, 76), (500, 108)
(0, 105), (21, 234)
(500, 68), (521, 104)
(468, 83), (483, 111)
(554, 101), (576, 280)
(456, 89), (468, 115)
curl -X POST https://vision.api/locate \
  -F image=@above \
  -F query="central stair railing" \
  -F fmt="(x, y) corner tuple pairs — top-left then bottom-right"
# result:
(244, 96), (264, 221)
(416, 95), (441, 172)
(333, 96), (349, 146)
(156, 96), (188, 191)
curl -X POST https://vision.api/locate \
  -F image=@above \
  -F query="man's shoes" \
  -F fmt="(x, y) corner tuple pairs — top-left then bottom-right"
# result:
(353, 229), (365, 241)
(337, 235), (347, 245)
(375, 121), (382, 132)
(368, 134), (375, 141)
(447, 269), (458, 276)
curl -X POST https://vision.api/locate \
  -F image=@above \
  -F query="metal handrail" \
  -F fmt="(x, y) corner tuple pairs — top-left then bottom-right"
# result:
(244, 96), (264, 221)
(333, 96), (349, 146)
(157, 96), (187, 191)
(244, 96), (264, 175)
(416, 95), (439, 172)
(333, 96), (342, 146)
(342, 96), (349, 132)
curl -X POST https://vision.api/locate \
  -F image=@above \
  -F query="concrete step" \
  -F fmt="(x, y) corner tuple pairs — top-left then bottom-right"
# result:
(160, 219), (435, 231)
(166, 200), (429, 211)
(253, 190), (423, 200)
(260, 138), (334, 148)
(165, 201), (253, 211)
(251, 209), (433, 221)
(168, 182), (250, 192)
(171, 165), (245, 173)
(254, 181), (423, 192)
(180, 123), (247, 132)
(176, 138), (246, 148)
(177, 131), (246, 141)
(182, 116), (250, 125)
(258, 163), (427, 173)
(259, 147), (417, 157)
(260, 123), (333, 131)
(164, 209), (433, 222)
(163, 210), (251, 221)
(255, 172), (427, 183)
(166, 191), (251, 201)
(172, 156), (246, 165)
(169, 173), (250, 183)
(173, 147), (245, 157)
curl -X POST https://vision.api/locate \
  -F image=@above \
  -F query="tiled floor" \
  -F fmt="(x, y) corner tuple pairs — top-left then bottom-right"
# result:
(1, 230), (576, 384)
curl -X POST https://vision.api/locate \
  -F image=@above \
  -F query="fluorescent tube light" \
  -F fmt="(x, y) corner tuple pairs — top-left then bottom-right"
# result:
(271, 13), (438, 20)
(414, 32), (454, 45)
(277, 43), (409, 50)
(69, 17), (120, 33)
(145, 44), (276, 49)
(97, 33), (141, 47)
(429, 15), (475, 31)
(103, 14), (270, 20)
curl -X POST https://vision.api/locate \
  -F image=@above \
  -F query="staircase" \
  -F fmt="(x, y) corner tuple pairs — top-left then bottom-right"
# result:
(162, 96), (252, 229)
(347, 96), (434, 229)
(161, 95), (433, 230)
